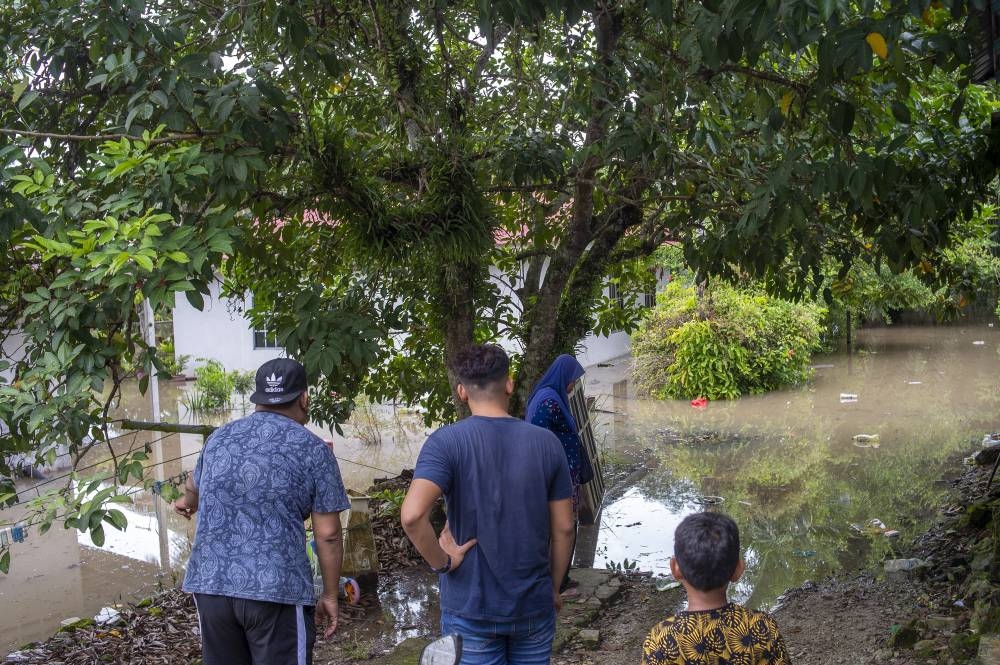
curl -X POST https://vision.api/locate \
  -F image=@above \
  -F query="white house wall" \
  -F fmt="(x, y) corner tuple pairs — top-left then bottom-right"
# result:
(172, 266), (667, 373)
(171, 282), (285, 374)
(577, 331), (631, 366)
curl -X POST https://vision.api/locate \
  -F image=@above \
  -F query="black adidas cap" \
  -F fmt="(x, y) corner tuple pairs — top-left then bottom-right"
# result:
(249, 358), (308, 405)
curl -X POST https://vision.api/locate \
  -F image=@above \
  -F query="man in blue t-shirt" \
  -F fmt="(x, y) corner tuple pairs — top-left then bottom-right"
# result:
(401, 344), (575, 665)
(174, 358), (351, 665)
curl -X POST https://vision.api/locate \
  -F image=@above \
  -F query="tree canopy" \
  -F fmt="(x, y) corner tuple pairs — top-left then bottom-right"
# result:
(2, 0), (1000, 561)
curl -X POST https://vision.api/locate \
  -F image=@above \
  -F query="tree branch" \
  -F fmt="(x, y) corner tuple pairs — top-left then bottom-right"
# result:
(0, 128), (207, 145)
(714, 64), (810, 95)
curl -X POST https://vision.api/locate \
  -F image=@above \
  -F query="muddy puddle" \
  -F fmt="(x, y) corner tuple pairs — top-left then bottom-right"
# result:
(4, 324), (1000, 654)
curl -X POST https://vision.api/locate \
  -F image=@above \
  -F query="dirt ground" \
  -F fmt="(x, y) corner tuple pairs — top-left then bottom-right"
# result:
(552, 462), (986, 665)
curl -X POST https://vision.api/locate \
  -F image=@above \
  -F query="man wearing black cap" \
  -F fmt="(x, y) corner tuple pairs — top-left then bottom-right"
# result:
(174, 358), (351, 665)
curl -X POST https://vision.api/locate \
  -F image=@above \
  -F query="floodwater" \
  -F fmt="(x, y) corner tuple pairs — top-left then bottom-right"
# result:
(584, 325), (1000, 610)
(3, 324), (1000, 655)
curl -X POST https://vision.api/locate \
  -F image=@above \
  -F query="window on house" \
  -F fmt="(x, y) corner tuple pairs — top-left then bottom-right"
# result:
(608, 282), (625, 309)
(253, 328), (280, 349)
(643, 291), (656, 308)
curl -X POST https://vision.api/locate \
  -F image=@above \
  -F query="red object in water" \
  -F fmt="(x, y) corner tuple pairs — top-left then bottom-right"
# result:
(690, 397), (708, 408)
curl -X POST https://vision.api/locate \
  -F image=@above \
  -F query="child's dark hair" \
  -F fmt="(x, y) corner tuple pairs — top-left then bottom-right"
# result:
(450, 344), (510, 394)
(673, 512), (741, 592)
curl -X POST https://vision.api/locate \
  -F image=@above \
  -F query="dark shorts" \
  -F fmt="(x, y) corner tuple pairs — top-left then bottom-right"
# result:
(193, 593), (316, 665)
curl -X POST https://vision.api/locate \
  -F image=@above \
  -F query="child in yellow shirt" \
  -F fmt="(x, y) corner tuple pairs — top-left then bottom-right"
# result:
(641, 512), (791, 665)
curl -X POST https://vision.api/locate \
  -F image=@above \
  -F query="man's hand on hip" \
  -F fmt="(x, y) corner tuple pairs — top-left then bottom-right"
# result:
(439, 522), (477, 572)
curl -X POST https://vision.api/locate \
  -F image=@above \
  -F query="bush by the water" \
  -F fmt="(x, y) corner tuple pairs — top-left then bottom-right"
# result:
(632, 282), (825, 400)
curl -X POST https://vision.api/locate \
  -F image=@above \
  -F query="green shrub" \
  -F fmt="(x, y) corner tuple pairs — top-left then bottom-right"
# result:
(231, 370), (255, 400)
(156, 339), (191, 378)
(632, 281), (825, 400)
(190, 359), (235, 410)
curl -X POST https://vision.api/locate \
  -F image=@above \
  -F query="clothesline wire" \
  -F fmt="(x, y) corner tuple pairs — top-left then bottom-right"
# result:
(6, 448), (399, 534)
(3, 435), (399, 519)
(15, 430), (176, 497)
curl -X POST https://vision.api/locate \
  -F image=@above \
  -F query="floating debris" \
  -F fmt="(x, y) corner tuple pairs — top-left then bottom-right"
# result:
(694, 495), (725, 505)
(973, 340), (986, 346)
(852, 433), (880, 449)
(94, 606), (122, 625)
(655, 579), (681, 592)
(839, 393), (858, 403)
(690, 397), (708, 409)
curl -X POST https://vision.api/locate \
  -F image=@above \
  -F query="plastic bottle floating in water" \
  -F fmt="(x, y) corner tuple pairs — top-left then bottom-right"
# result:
(340, 577), (361, 605)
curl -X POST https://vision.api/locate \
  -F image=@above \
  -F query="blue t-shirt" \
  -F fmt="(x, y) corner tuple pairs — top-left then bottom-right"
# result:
(413, 415), (573, 622)
(182, 411), (351, 606)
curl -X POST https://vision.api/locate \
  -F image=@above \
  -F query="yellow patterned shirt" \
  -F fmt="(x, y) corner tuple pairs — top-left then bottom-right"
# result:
(641, 603), (791, 665)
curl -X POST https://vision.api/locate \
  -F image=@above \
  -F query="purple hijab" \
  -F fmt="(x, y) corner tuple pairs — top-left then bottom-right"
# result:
(525, 354), (585, 431)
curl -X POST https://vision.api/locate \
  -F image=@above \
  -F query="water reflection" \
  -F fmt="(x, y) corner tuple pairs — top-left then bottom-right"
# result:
(586, 325), (1000, 610)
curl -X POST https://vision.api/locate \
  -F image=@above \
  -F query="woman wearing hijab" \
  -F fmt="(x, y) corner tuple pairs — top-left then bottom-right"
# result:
(525, 354), (594, 593)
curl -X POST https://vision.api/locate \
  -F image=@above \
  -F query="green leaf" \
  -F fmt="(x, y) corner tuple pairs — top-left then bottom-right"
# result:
(149, 90), (170, 108)
(186, 290), (205, 310)
(890, 101), (911, 124)
(11, 78), (27, 103)
(829, 100), (855, 135)
(216, 97), (236, 123)
(17, 90), (39, 110)
(950, 92), (966, 127)
(134, 254), (154, 271)
(90, 524), (106, 548)
(647, 0), (673, 25)
(103, 509), (128, 531)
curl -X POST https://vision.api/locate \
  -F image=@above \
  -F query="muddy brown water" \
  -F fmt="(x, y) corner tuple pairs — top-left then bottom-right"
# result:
(584, 324), (1000, 610)
(3, 325), (1000, 655)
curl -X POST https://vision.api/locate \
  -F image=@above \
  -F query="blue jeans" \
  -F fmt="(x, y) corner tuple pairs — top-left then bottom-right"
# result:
(440, 610), (557, 665)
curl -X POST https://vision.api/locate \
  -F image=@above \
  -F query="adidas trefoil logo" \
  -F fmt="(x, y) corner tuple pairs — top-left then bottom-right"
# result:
(264, 373), (284, 392)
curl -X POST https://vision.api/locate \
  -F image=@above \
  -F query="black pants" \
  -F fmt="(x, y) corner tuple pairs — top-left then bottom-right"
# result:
(194, 594), (316, 665)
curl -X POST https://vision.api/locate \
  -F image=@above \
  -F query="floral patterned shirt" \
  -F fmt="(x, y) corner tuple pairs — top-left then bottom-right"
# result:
(183, 411), (350, 606)
(641, 603), (791, 665)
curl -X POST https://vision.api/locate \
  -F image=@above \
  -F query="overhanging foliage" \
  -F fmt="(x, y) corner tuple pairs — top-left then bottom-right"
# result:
(2, 0), (1000, 564)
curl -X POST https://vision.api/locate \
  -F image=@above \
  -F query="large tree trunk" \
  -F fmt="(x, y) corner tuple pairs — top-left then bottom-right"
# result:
(439, 260), (477, 420)
(514, 201), (643, 414)
(513, 2), (624, 415)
